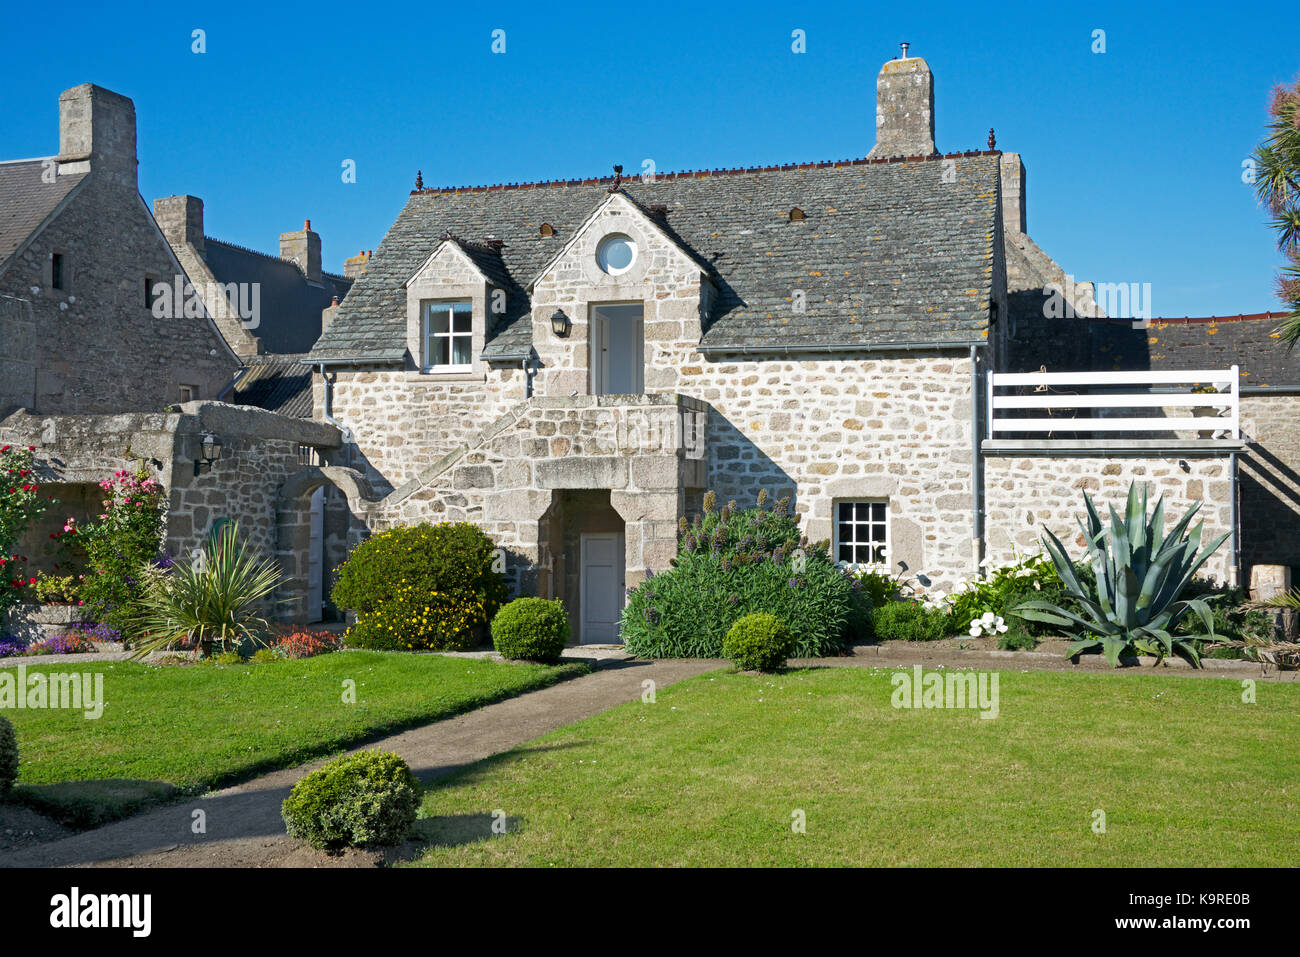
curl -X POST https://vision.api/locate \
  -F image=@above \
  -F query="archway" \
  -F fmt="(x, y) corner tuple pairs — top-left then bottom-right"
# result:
(274, 465), (375, 624)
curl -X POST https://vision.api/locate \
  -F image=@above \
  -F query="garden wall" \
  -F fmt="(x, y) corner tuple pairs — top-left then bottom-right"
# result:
(0, 401), (341, 580)
(983, 453), (1235, 584)
(1238, 393), (1300, 578)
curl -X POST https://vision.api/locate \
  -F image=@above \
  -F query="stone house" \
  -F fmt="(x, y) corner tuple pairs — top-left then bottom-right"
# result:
(302, 48), (1299, 644)
(0, 84), (351, 630)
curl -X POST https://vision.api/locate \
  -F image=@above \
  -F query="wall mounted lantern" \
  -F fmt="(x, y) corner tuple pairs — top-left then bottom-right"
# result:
(550, 309), (571, 338)
(194, 432), (222, 476)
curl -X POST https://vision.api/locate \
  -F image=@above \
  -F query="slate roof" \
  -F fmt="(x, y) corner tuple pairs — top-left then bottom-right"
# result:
(230, 353), (314, 417)
(0, 159), (87, 273)
(1090, 313), (1300, 389)
(310, 152), (1001, 362)
(204, 238), (352, 354)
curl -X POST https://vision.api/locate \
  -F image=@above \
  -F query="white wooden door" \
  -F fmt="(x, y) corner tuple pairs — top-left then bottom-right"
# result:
(580, 533), (625, 644)
(307, 487), (324, 623)
(591, 304), (643, 395)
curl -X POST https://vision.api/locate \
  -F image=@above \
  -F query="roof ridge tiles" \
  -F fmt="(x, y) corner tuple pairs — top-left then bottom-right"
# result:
(407, 149), (1001, 196)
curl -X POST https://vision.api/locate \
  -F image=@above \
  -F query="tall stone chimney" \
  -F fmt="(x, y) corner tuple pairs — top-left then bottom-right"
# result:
(153, 195), (206, 257)
(280, 219), (322, 285)
(999, 153), (1027, 234)
(56, 84), (138, 189)
(866, 45), (936, 159)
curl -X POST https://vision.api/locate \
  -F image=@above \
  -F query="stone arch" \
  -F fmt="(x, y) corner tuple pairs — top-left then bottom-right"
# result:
(274, 465), (377, 623)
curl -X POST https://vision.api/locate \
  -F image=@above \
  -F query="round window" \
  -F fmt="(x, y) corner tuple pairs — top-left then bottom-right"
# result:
(596, 233), (637, 275)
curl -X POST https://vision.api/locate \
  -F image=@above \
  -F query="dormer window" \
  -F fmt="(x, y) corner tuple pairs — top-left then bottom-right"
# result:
(422, 301), (473, 371)
(596, 233), (636, 275)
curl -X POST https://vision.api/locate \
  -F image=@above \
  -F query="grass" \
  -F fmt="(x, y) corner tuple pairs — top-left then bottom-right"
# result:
(3, 651), (584, 827)
(410, 666), (1299, 867)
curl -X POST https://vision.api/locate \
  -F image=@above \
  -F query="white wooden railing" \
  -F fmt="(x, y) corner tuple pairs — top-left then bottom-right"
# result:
(986, 366), (1239, 441)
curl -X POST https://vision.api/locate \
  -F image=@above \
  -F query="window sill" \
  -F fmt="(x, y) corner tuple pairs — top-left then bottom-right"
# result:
(405, 369), (483, 383)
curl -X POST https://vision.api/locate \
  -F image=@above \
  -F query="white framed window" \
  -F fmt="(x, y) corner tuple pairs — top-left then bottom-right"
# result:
(596, 233), (637, 275)
(422, 301), (472, 371)
(835, 501), (888, 565)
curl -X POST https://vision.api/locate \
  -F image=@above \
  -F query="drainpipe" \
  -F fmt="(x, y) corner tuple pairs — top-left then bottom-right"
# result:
(970, 345), (984, 578)
(1229, 450), (1241, 589)
(216, 366), (247, 402)
(316, 363), (352, 468)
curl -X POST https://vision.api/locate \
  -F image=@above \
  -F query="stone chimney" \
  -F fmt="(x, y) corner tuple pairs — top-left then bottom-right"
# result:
(999, 153), (1027, 234)
(280, 219), (322, 285)
(344, 249), (371, 279)
(153, 195), (206, 257)
(56, 84), (138, 189)
(866, 45), (936, 160)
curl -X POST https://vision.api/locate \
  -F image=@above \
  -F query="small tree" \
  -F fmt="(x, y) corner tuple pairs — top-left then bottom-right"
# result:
(1252, 75), (1300, 348)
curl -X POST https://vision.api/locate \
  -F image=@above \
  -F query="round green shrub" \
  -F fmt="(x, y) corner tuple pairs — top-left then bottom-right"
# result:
(252, 648), (279, 663)
(722, 613), (794, 671)
(282, 750), (420, 850)
(491, 597), (570, 661)
(331, 522), (507, 651)
(872, 600), (949, 642)
(0, 716), (17, 796)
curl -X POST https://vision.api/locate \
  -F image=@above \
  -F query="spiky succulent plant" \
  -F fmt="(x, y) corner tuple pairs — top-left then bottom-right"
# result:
(1014, 482), (1229, 667)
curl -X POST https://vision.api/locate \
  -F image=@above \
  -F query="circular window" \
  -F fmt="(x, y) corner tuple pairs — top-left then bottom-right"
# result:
(596, 233), (637, 275)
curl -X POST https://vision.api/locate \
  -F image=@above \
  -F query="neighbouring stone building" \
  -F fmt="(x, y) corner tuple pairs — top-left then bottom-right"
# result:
(0, 84), (240, 416)
(0, 83), (352, 627)
(299, 47), (1296, 643)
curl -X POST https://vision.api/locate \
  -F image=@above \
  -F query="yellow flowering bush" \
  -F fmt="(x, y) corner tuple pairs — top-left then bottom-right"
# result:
(332, 522), (506, 651)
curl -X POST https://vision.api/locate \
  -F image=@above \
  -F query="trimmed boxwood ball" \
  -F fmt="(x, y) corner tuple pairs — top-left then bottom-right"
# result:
(331, 522), (507, 651)
(492, 597), (570, 661)
(281, 750), (420, 850)
(723, 613), (794, 672)
(0, 716), (17, 796)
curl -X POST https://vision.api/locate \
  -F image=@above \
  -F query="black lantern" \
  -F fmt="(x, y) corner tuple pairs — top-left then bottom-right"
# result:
(194, 432), (222, 476)
(550, 309), (571, 338)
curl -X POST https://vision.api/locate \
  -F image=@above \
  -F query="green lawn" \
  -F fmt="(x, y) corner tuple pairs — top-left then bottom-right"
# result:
(4, 651), (583, 827)
(411, 666), (1300, 867)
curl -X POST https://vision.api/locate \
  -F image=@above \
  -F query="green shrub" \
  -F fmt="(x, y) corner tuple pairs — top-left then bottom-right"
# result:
(997, 624), (1037, 651)
(282, 750), (420, 850)
(621, 493), (854, 658)
(332, 523), (506, 651)
(0, 715), (16, 796)
(252, 648), (279, 663)
(722, 613), (794, 671)
(873, 600), (949, 642)
(491, 597), (570, 661)
(212, 651), (243, 665)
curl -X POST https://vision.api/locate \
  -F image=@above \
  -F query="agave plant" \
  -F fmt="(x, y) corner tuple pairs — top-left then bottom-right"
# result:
(130, 522), (285, 660)
(1014, 482), (1229, 667)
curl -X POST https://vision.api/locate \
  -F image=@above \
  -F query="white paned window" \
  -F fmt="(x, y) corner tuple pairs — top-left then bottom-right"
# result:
(835, 501), (888, 565)
(423, 301), (472, 371)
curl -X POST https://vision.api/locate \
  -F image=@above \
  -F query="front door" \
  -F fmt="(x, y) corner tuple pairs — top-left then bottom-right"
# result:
(580, 532), (625, 644)
(591, 303), (644, 395)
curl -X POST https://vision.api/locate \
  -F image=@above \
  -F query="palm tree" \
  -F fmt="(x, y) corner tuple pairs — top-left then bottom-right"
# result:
(1252, 78), (1300, 348)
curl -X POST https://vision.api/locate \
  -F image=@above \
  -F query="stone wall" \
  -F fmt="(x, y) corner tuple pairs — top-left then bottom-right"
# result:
(1239, 393), (1300, 575)
(0, 402), (342, 607)
(983, 454), (1235, 583)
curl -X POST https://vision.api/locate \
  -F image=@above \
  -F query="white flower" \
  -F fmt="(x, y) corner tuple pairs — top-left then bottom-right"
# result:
(968, 623), (981, 637)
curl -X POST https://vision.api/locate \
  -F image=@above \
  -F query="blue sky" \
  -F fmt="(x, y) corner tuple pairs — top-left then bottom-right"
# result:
(2, 0), (1296, 316)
